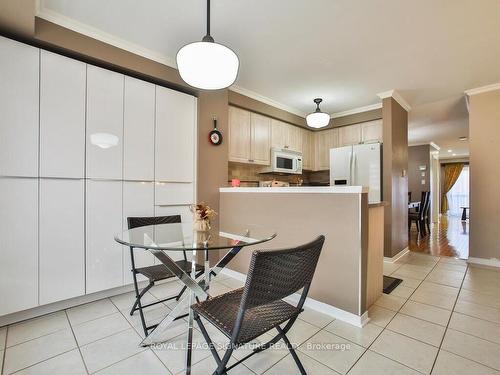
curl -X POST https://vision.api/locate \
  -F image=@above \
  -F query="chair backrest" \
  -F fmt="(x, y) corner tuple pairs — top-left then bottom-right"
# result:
(239, 235), (325, 310)
(423, 191), (431, 217)
(127, 215), (181, 230)
(418, 192), (428, 220)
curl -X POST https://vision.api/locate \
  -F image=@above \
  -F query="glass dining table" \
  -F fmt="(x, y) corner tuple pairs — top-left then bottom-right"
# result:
(115, 221), (276, 374)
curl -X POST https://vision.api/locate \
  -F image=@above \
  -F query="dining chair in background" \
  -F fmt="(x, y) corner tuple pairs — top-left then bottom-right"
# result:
(127, 215), (205, 336)
(191, 235), (326, 375)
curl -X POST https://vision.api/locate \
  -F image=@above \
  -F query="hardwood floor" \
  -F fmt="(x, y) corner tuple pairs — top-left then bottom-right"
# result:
(409, 215), (469, 258)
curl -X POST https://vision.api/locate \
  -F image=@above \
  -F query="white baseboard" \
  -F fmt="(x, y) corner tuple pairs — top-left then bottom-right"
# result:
(384, 247), (410, 263)
(0, 281), (149, 327)
(220, 268), (369, 327)
(467, 257), (500, 269)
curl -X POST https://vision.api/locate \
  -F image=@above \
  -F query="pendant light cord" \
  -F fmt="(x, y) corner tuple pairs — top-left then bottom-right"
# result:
(202, 0), (214, 42)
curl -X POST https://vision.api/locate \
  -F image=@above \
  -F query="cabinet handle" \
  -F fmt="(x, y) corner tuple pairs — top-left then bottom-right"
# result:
(284, 145), (289, 149)
(248, 159), (254, 162)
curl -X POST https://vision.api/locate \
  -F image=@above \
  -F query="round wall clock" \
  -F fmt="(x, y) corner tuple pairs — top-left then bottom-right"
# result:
(209, 117), (223, 145)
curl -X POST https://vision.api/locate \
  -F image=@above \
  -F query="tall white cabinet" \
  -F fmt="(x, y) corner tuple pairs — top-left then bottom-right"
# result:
(0, 37), (39, 178)
(0, 35), (197, 319)
(86, 66), (124, 180)
(0, 178), (39, 316)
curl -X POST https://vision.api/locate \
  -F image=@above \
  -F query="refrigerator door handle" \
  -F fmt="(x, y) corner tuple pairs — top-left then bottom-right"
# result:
(349, 151), (353, 185)
(351, 151), (356, 185)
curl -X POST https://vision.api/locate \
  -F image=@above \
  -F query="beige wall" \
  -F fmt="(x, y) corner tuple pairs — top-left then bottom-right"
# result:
(382, 97), (409, 258)
(408, 144), (430, 201)
(219, 191), (369, 316)
(468, 88), (500, 260)
(0, 0), (36, 37)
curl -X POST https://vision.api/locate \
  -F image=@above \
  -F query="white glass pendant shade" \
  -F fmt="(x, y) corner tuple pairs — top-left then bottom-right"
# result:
(306, 111), (331, 128)
(306, 98), (330, 128)
(90, 133), (119, 149)
(176, 41), (239, 90)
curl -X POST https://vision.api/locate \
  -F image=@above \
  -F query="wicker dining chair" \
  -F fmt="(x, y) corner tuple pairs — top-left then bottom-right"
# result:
(192, 235), (326, 375)
(127, 215), (204, 336)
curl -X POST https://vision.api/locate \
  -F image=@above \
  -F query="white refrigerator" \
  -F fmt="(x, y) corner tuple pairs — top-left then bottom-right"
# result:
(329, 142), (382, 203)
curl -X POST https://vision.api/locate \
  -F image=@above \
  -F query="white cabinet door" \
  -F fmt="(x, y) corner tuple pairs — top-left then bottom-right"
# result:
(0, 178), (38, 315)
(0, 37), (39, 177)
(155, 205), (193, 262)
(123, 181), (155, 285)
(40, 51), (86, 178)
(339, 124), (361, 146)
(86, 65), (124, 180)
(250, 113), (271, 165)
(361, 119), (383, 143)
(86, 180), (123, 293)
(124, 77), (155, 181)
(155, 86), (196, 182)
(155, 182), (195, 206)
(39, 179), (85, 304)
(228, 107), (251, 163)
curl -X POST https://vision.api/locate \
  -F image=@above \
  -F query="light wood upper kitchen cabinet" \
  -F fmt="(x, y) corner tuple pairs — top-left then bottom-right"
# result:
(250, 113), (271, 165)
(124, 77), (155, 181)
(315, 128), (338, 170)
(123, 181), (155, 284)
(228, 106), (251, 163)
(271, 119), (302, 152)
(86, 65), (124, 180)
(228, 107), (271, 165)
(0, 178), (38, 316)
(339, 124), (361, 146)
(86, 180), (123, 293)
(155, 86), (196, 182)
(302, 129), (315, 170)
(39, 179), (85, 304)
(361, 119), (383, 143)
(40, 51), (86, 179)
(0, 37), (39, 178)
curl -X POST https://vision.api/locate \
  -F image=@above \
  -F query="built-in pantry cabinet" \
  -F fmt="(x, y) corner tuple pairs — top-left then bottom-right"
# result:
(0, 178), (39, 316)
(0, 38), (39, 178)
(39, 179), (85, 304)
(40, 51), (86, 178)
(0, 36), (197, 318)
(228, 105), (382, 171)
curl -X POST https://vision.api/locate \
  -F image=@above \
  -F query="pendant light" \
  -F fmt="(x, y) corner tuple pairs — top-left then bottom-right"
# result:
(306, 98), (331, 128)
(176, 0), (239, 90)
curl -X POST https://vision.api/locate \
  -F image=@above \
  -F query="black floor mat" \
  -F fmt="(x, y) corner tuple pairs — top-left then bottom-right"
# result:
(383, 275), (403, 294)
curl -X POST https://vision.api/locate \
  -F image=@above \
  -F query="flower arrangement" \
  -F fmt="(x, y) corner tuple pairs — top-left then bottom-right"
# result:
(190, 203), (217, 231)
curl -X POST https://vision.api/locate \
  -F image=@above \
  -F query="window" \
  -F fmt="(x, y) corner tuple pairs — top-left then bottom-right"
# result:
(446, 165), (469, 216)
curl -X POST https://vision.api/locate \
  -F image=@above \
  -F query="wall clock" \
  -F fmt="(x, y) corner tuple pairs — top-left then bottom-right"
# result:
(209, 116), (223, 145)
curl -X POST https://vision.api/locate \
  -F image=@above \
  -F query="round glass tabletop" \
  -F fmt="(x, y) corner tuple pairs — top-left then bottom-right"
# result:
(115, 222), (277, 251)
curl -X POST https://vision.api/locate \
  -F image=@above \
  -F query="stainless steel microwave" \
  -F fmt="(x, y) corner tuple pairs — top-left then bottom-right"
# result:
(261, 148), (303, 175)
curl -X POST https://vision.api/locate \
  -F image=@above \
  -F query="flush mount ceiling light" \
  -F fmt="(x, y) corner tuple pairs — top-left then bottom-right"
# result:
(306, 98), (331, 129)
(176, 0), (239, 90)
(459, 136), (468, 141)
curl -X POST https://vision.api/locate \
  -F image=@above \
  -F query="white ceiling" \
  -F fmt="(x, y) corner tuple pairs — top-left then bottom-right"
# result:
(39, 0), (500, 157)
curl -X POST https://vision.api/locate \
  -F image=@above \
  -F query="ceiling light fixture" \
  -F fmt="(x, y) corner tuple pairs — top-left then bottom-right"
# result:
(459, 136), (468, 141)
(447, 149), (452, 153)
(306, 98), (331, 129)
(176, 0), (239, 90)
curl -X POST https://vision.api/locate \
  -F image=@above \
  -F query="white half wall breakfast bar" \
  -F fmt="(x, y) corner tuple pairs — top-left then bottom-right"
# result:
(219, 187), (385, 327)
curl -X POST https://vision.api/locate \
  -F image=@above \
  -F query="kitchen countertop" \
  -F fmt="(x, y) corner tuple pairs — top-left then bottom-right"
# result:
(219, 186), (368, 194)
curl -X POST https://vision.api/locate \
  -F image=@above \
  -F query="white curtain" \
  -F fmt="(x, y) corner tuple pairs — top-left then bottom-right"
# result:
(446, 165), (469, 216)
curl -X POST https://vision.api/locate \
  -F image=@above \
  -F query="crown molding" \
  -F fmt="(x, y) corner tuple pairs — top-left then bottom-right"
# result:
(464, 82), (500, 96)
(230, 86), (307, 117)
(377, 89), (412, 112)
(330, 103), (382, 118)
(36, 6), (178, 68)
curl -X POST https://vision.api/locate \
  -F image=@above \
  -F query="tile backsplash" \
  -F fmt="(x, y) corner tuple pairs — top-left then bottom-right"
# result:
(228, 162), (329, 187)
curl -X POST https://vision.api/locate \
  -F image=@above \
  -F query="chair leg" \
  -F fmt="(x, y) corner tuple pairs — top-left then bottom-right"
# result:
(276, 326), (306, 375)
(130, 281), (154, 316)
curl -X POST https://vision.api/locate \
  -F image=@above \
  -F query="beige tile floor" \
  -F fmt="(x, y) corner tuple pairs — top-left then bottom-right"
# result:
(2, 252), (500, 374)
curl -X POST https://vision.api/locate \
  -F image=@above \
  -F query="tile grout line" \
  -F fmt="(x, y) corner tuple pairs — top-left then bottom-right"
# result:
(1, 327), (8, 375)
(65, 310), (90, 375)
(428, 259), (469, 373)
